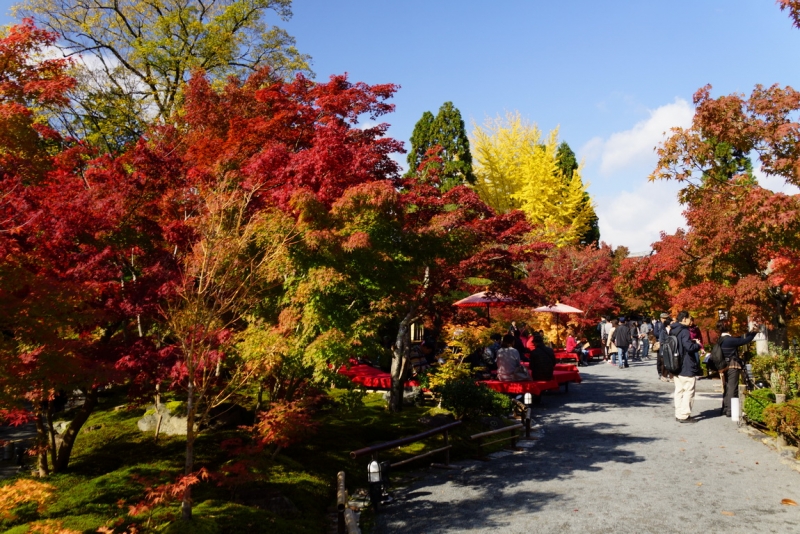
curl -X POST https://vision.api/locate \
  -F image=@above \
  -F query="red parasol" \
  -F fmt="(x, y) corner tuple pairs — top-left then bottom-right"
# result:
(533, 303), (584, 347)
(453, 291), (515, 322)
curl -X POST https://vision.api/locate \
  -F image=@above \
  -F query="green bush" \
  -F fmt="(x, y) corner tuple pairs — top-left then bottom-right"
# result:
(438, 379), (511, 420)
(764, 398), (800, 438)
(744, 388), (775, 423)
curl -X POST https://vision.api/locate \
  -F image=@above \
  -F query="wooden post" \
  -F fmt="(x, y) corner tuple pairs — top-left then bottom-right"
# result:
(154, 414), (163, 442)
(343, 508), (360, 534)
(336, 471), (346, 534)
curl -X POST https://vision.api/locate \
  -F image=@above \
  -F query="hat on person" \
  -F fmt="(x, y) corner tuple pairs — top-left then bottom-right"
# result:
(660, 313), (670, 319)
(618, 317), (626, 323)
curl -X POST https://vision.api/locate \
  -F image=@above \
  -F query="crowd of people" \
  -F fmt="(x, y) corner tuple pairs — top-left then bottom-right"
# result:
(405, 309), (760, 424)
(482, 326), (557, 382)
(600, 311), (760, 423)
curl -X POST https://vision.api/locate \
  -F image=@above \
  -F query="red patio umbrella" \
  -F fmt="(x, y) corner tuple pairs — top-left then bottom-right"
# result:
(453, 291), (515, 323)
(533, 303), (584, 347)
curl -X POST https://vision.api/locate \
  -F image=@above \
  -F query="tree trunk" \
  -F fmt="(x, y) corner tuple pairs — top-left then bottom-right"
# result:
(34, 413), (49, 477)
(769, 286), (793, 349)
(390, 309), (415, 413)
(181, 377), (196, 521)
(255, 383), (264, 413)
(45, 402), (57, 470)
(53, 388), (97, 472)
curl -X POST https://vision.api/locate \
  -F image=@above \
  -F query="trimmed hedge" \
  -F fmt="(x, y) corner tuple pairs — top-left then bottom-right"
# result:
(743, 388), (775, 423)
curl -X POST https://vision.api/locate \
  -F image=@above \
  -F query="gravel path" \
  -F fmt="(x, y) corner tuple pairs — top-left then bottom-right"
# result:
(376, 358), (800, 533)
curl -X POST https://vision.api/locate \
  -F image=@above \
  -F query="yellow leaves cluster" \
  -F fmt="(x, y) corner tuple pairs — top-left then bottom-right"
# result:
(0, 479), (56, 521)
(471, 112), (594, 246)
(27, 519), (82, 534)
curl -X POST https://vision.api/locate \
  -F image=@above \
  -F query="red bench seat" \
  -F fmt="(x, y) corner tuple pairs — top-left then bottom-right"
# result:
(337, 363), (419, 389)
(478, 379), (560, 396)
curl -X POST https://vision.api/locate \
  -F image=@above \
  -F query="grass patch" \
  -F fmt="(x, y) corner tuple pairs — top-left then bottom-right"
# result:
(1, 387), (518, 533)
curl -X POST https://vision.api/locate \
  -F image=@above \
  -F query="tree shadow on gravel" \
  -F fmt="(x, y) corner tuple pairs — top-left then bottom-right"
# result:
(376, 370), (665, 532)
(536, 372), (673, 417)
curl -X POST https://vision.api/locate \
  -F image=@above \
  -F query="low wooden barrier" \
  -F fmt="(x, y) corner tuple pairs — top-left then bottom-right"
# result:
(470, 423), (523, 449)
(337, 471), (347, 534)
(350, 420), (462, 468)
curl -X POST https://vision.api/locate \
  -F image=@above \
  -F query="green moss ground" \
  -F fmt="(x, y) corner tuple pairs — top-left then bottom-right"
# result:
(1, 389), (512, 533)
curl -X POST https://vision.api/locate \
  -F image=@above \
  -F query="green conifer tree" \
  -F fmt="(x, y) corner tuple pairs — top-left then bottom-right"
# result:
(556, 142), (600, 246)
(406, 102), (475, 191)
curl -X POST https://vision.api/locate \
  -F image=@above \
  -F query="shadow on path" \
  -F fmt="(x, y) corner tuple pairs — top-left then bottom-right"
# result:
(378, 365), (662, 532)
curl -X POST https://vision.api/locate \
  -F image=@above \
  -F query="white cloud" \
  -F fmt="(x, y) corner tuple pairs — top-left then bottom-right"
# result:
(583, 98), (694, 177)
(754, 165), (800, 196)
(595, 179), (686, 252)
(580, 98), (695, 251)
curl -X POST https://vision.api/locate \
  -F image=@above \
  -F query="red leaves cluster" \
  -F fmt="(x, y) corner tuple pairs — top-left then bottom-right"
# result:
(526, 243), (617, 328)
(252, 399), (318, 450)
(127, 468), (210, 518)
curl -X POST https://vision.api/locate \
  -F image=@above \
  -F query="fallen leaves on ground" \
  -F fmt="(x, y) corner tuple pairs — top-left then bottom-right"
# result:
(781, 499), (797, 506)
(721, 511), (735, 516)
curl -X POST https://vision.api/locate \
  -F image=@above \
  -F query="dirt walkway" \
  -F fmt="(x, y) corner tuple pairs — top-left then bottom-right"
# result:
(376, 358), (800, 533)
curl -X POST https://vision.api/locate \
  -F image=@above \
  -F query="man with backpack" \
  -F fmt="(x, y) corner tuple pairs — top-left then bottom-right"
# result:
(668, 311), (703, 423)
(613, 317), (633, 369)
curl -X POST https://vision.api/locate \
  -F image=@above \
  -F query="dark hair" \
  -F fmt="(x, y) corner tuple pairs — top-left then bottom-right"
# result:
(611, 319), (618, 326)
(676, 311), (691, 322)
(502, 334), (515, 347)
(490, 333), (502, 341)
(716, 320), (730, 334)
(532, 331), (544, 343)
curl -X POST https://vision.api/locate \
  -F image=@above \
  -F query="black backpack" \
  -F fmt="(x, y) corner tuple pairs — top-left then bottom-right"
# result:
(709, 342), (727, 371)
(659, 334), (682, 374)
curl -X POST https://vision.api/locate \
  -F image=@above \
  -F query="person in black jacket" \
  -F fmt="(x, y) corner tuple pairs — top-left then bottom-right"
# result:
(614, 317), (632, 369)
(670, 311), (703, 423)
(717, 320), (759, 417)
(529, 332), (556, 381)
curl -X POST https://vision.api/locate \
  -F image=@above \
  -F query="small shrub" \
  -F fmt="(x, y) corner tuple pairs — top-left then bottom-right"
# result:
(764, 398), (800, 438)
(437, 379), (511, 420)
(336, 386), (366, 413)
(743, 388), (775, 423)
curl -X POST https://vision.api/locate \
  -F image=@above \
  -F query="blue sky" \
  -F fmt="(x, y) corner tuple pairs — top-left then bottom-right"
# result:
(3, 0), (800, 250)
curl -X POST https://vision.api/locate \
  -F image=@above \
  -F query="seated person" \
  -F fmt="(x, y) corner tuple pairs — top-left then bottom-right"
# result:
(578, 336), (591, 367)
(512, 330), (529, 362)
(481, 333), (502, 372)
(409, 341), (433, 377)
(529, 332), (556, 380)
(497, 334), (531, 381)
(565, 328), (578, 354)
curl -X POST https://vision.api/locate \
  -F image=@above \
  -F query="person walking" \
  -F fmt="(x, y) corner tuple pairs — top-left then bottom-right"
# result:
(614, 317), (632, 369)
(606, 319), (618, 365)
(717, 320), (759, 417)
(639, 318), (652, 359)
(656, 313), (672, 381)
(629, 320), (640, 362)
(598, 317), (610, 360)
(670, 311), (703, 423)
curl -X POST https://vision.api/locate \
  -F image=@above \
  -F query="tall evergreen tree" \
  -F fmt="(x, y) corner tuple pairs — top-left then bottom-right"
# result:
(407, 111), (435, 175)
(406, 102), (475, 191)
(556, 142), (600, 246)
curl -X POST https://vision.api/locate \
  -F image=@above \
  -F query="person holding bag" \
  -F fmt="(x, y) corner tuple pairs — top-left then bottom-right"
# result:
(717, 320), (759, 417)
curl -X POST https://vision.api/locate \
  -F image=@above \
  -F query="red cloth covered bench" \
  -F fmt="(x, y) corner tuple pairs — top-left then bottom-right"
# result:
(554, 350), (578, 362)
(587, 347), (604, 361)
(337, 363), (419, 389)
(478, 378), (560, 396)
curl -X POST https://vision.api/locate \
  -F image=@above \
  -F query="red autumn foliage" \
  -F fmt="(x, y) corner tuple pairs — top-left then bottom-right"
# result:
(127, 468), (210, 518)
(525, 243), (617, 329)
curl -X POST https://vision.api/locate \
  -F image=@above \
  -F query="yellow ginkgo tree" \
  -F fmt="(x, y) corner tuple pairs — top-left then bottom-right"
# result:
(471, 112), (596, 246)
